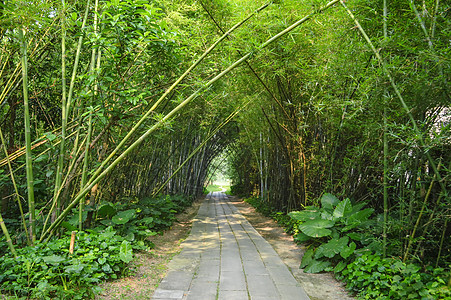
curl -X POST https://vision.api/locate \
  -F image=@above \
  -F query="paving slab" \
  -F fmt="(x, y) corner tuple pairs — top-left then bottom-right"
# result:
(151, 192), (310, 300)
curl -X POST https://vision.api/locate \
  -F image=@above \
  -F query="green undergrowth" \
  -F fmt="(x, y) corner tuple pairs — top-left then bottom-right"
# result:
(0, 194), (193, 299)
(244, 194), (450, 299)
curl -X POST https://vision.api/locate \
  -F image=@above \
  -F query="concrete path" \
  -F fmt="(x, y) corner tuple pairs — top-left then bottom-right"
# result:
(152, 192), (310, 300)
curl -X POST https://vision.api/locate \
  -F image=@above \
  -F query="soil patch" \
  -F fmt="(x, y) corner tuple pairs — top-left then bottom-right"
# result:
(95, 197), (203, 300)
(229, 196), (354, 300)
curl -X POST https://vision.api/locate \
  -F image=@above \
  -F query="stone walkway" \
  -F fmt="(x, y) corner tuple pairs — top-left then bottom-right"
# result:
(152, 192), (310, 300)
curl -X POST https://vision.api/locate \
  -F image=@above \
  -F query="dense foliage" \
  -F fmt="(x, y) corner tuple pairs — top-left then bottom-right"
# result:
(223, 0), (450, 274)
(1, 229), (131, 299)
(0, 193), (192, 298)
(0, 0), (450, 298)
(246, 194), (450, 299)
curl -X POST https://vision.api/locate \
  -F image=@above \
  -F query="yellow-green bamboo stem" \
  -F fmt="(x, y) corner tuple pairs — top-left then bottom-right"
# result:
(10, 129), (79, 177)
(65, 0), (91, 114)
(40, 0), (340, 241)
(42, 134), (88, 234)
(409, 0), (433, 48)
(436, 219), (447, 268)
(0, 126), (29, 243)
(79, 113), (93, 231)
(19, 28), (36, 244)
(403, 163), (440, 262)
(0, 212), (16, 257)
(78, 0), (99, 231)
(430, 0), (440, 39)
(54, 0), (91, 217)
(53, 0), (68, 218)
(0, 120), (79, 168)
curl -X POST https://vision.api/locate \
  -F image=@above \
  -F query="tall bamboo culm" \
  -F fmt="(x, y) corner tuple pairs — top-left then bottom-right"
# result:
(19, 28), (36, 244)
(382, 0), (389, 258)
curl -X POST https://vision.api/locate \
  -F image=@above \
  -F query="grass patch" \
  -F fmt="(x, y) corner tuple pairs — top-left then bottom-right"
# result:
(205, 185), (222, 192)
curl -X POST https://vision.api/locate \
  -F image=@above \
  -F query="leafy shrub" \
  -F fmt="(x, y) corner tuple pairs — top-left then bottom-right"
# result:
(0, 194), (193, 299)
(336, 253), (451, 299)
(0, 227), (132, 299)
(64, 194), (193, 250)
(288, 193), (377, 273)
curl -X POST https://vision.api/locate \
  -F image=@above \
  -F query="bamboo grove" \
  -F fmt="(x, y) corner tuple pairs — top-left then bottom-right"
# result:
(0, 0), (450, 287)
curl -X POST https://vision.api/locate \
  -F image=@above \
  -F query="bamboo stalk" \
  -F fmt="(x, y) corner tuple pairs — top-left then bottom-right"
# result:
(79, 113), (92, 231)
(40, 0), (341, 241)
(339, 0), (447, 198)
(0, 211), (16, 257)
(53, 0), (68, 218)
(53, 0), (91, 217)
(65, 0), (91, 115)
(84, 2), (272, 189)
(382, 0), (389, 259)
(19, 28), (36, 244)
(0, 120), (80, 168)
(42, 134), (88, 234)
(409, 0), (433, 48)
(199, 1), (293, 122)
(0, 127), (29, 243)
(435, 219), (447, 267)
(153, 102), (248, 196)
(430, 0), (440, 39)
(79, 0), (99, 229)
(403, 163), (440, 262)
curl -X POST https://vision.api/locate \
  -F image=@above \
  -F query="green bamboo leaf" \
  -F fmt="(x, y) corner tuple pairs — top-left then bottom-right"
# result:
(299, 219), (334, 237)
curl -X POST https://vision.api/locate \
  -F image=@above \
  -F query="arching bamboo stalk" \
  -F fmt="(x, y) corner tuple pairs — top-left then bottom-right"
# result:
(0, 211), (16, 257)
(382, 0), (389, 258)
(84, 2), (272, 189)
(153, 102), (248, 196)
(40, 0), (341, 241)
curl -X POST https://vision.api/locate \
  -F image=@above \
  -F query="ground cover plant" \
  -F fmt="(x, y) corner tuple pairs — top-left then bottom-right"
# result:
(244, 193), (450, 299)
(0, 194), (192, 299)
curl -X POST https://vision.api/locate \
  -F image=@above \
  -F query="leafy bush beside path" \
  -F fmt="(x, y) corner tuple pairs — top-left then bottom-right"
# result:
(244, 194), (450, 300)
(0, 194), (193, 299)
